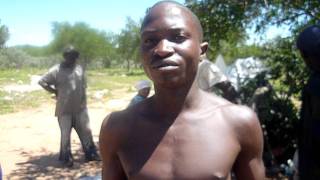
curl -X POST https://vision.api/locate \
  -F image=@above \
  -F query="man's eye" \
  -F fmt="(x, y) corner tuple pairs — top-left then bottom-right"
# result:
(172, 35), (186, 43)
(143, 38), (156, 46)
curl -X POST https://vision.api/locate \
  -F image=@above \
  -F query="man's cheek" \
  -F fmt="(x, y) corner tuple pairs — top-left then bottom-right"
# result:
(142, 64), (152, 79)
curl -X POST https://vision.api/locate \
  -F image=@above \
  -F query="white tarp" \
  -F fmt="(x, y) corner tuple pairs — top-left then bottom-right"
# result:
(225, 57), (266, 90)
(214, 54), (227, 75)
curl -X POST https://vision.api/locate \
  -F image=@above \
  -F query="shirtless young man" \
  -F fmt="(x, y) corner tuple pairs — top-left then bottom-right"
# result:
(99, 1), (265, 179)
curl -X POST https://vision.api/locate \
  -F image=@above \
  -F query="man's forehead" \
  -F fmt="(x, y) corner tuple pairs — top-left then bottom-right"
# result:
(166, 5), (184, 16)
(141, 17), (188, 33)
(142, 4), (194, 31)
(149, 3), (190, 19)
(141, 2), (203, 41)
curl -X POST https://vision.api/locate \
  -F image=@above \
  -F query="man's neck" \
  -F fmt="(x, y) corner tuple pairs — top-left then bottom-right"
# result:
(61, 62), (76, 68)
(152, 81), (202, 119)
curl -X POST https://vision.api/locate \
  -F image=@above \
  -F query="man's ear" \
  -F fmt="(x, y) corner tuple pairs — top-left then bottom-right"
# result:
(200, 42), (208, 56)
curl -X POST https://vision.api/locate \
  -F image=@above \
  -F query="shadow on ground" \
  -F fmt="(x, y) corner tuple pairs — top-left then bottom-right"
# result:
(7, 148), (101, 179)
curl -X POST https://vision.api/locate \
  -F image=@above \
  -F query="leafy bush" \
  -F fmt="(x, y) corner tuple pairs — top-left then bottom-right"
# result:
(0, 48), (61, 69)
(239, 74), (298, 164)
(237, 37), (309, 165)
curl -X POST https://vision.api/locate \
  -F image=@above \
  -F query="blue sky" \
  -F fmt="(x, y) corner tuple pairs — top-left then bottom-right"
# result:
(1, 0), (289, 46)
(1, 0), (184, 46)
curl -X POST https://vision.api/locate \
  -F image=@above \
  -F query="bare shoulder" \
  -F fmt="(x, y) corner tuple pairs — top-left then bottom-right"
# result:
(205, 93), (263, 148)
(201, 92), (261, 133)
(198, 92), (264, 179)
(100, 109), (133, 142)
(204, 92), (262, 142)
(99, 108), (135, 166)
(100, 100), (150, 142)
(202, 91), (260, 129)
(219, 104), (265, 179)
(99, 107), (140, 179)
(224, 104), (259, 126)
(221, 104), (261, 140)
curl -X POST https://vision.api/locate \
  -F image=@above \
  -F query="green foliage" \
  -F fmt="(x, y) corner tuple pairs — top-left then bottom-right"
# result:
(116, 17), (141, 70)
(236, 38), (309, 165)
(263, 97), (298, 163)
(50, 22), (117, 68)
(15, 45), (51, 57)
(186, 0), (318, 166)
(0, 20), (9, 48)
(0, 48), (32, 68)
(262, 37), (309, 98)
(251, 37), (309, 164)
(0, 47), (61, 69)
(219, 42), (264, 64)
(186, 0), (262, 58)
(250, 1), (319, 165)
(236, 36), (310, 165)
(186, 0), (320, 61)
(0, 18), (143, 70)
(255, 0), (320, 34)
(238, 73), (299, 164)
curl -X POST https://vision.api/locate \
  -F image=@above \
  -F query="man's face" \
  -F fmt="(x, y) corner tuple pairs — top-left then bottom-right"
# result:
(140, 3), (207, 89)
(300, 51), (320, 73)
(139, 87), (151, 98)
(63, 52), (78, 66)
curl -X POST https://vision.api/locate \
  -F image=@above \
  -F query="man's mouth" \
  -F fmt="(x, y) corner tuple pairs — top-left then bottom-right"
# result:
(152, 60), (179, 70)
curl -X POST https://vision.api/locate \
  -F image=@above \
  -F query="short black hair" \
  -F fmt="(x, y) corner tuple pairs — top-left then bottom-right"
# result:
(297, 25), (320, 59)
(141, 0), (204, 42)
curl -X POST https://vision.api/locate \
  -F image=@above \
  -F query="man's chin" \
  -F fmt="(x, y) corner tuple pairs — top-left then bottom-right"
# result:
(155, 79), (190, 89)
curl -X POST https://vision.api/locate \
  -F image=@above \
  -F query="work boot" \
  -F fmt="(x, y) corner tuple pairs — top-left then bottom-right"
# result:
(63, 159), (74, 167)
(60, 157), (74, 167)
(85, 152), (101, 162)
(59, 152), (74, 167)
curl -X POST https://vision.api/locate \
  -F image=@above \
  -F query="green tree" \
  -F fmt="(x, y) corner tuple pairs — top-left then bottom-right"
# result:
(186, 0), (262, 59)
(254, 0), (320, 115)
(262, 37), (309, 97)
(187, 0), (320, 167)
(117, 17), (141, 71)
(0, 20), (9, 48)
(99, 32), (118, 68)
(50, 22), (116, 68)
(0, 47), (31, 68)
(186, 0), (320, 60)
(15, 45), (51, 57)
(219, 42), (264, 64)
(248, 1), (319, 165)
(255, 0), (320, 34)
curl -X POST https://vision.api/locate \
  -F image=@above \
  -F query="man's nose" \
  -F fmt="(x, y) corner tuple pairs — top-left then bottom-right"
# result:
(154, 39), (174, 57)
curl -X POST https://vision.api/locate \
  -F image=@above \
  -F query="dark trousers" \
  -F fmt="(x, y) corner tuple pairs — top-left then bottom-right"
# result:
(57, 109), (97, 161)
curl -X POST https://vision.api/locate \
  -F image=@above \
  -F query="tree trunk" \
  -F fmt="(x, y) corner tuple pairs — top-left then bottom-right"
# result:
(126, 59), (130, 72)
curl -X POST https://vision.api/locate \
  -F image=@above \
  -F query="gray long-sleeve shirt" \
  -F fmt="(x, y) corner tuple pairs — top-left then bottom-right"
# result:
(39, 64), (87, 116)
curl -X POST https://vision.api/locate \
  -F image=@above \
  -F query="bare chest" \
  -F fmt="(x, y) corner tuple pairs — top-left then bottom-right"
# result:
(118, 117), (240, 180)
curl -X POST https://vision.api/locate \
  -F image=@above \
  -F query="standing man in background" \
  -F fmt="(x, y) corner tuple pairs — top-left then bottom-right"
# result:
(296, 25), (320, 180)
(39, 45), (100, 167)
(0, 163), (2, 180)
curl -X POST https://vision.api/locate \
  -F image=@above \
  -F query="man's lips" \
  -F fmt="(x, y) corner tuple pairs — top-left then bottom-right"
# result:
(151, 60), (179, 69)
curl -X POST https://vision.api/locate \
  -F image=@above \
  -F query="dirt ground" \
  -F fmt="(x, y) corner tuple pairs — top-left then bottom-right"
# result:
(0, 90), (135, 180)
